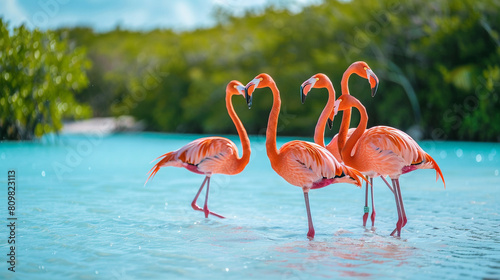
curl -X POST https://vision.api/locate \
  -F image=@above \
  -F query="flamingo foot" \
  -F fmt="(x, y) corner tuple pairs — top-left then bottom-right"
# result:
(307, 229), (315, 240)
(390, 228), (401, 237)
(207, 211), (225, 219)
(362, 212), (369, 227)
(191, 202), (225, 219)
(390, 221), (403, 237)
(371, 210), (376, 227)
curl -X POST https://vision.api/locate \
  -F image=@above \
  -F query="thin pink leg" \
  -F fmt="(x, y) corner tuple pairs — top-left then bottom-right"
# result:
(304, 191), (315, 240)
(191, 176), (208, 211)
(380, 176), (394, 193)
(395, 179), (407, 228)
(203, 177), (211, 218)
(191, 176), (225, 219)
(390, 179), (403, 237)
(363, 176), (369, 227)
(370, 177), (376, 227)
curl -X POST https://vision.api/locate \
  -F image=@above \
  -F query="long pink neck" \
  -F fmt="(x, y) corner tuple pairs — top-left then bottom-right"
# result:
(341, 98), (368, 166)
(266, 82), (280, 161)
(226, 93), (251, 171)
(335, 66), (356, 156)
(314, 82), (337, 148)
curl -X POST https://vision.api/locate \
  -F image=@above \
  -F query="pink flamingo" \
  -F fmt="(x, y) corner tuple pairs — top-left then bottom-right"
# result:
(245, 73), (365, 239)
(145, 80), (251, 219)
(302, 61), (381, 227)
(333, 62), (378, 227)
(334, 94), (445, 236)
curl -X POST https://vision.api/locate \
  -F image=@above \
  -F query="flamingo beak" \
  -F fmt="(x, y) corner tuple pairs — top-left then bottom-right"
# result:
(333, 99), (341, 116)
(300, 77), (316, 104)
(245, 78), (260, 109)
(245, 90), (253, 109)
(366, 68), (379, 97)
(328, 99), (341, 130)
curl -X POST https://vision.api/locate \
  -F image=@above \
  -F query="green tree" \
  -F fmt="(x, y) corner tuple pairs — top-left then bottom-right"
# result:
(0, 19), (91, 140)
(56, 0), (500, 142)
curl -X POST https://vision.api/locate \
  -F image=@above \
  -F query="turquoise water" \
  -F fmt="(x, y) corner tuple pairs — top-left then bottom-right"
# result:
(1, 133), (499, 279)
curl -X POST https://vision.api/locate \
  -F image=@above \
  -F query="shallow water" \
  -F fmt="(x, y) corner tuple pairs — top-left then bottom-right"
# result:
(0, 133), (499, 279)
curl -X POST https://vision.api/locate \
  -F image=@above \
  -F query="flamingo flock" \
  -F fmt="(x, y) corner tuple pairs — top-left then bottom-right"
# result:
(146, 61), (446, 239)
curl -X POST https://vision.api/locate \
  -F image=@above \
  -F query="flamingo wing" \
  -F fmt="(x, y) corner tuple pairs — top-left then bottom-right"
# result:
(175, 137), (239, 173)
(279, 141), (358, 188)
(147, 136), (238, 181)
(353, 126), (429, 175)
(364, 127), (445, 185)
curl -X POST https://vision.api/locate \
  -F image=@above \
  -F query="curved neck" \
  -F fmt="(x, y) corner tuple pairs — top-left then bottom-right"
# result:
(341, 65), (357, 95)
(336, 67), (355, 155)
(266, 82), (280, 160)
(226, 93), (251, 170)
(314, 83), (337, 147)
(341, 98), (368, 164)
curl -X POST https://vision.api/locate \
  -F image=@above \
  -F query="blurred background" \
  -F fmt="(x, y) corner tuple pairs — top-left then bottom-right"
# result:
(1, 0), (499, 142)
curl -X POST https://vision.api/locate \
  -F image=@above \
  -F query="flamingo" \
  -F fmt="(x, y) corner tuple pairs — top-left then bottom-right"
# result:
(145, 80), (251, 219)
(302, 61), (381, 227)
(244, 73), (365, 239)
(334, 94), (445, 236)
(333, 62), (379, 227)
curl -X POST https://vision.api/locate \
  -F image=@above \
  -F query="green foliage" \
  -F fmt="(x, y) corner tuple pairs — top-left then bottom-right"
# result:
(0, 19), (91, 140)
(52, 0), (500, 141)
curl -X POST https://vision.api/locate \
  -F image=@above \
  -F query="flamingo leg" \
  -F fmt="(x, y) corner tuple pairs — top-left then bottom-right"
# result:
(395, 179), (407, 228)
(362, 176), (369, 227)
(390, 179), (403, 237)
(370, 177), (376, 227)
(191, 176), (208, 211)
(380, 176), (394, 193)
(303, 191), (315, 240)
(203, 177), (211, 218)
(191, 176), (225, 219)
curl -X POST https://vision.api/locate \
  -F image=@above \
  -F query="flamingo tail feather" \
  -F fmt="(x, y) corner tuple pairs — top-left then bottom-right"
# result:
(344, 166), (365, 187)
(425, 153), (445, 189)
(145, 152), (176, 186)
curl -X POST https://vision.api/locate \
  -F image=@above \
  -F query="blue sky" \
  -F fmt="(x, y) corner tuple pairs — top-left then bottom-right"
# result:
(0, 0), (319, 32)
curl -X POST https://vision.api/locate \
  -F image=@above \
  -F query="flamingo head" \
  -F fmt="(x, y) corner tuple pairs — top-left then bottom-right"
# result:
(300, 73), (332, 104)
(334, 94), (359, 115)
(326, 62), (378, 128)
(350, 61), (379, 97)
(227, 80), (246, 97)
(245, 73), (274, 109)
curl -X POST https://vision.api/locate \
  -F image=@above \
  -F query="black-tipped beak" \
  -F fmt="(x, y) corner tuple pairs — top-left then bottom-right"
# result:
(245, 78), (260, 109)
(245, 89), (252, 109)
(366, 68), (379, 97)
(371, 83), (378, 97)
(300, 77), (316, 104)
(327, 118), (333, 130)
(300, 86), (307, 104)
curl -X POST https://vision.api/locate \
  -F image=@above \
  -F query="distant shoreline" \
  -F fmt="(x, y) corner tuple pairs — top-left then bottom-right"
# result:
(62, 116), (144, 134)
